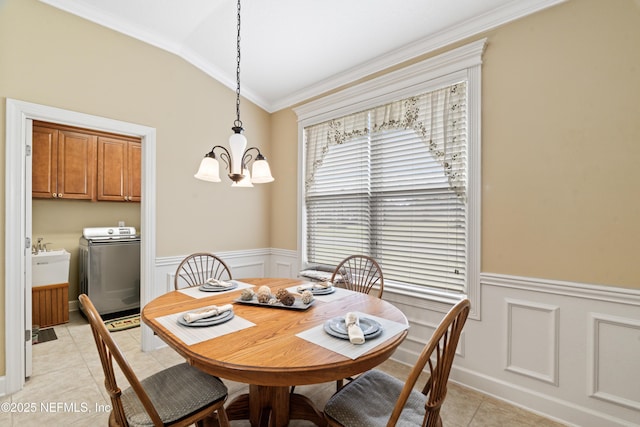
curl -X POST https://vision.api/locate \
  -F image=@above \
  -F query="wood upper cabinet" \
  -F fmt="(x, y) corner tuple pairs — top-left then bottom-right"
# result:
(32, 124), (96, 200)
(97, 136), (142, 202)
(32, 121), (141, 202)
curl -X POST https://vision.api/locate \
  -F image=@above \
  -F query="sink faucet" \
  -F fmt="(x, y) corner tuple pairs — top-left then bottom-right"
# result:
(36, 237), (44, 253)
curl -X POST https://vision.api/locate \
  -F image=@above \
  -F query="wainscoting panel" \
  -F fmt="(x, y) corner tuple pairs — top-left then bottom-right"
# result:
(228, 260), (266, 278)
(388, 273), (640, 427)
(399, 317), (438, 362)
(588, 313), (640, 411)
(505, 299), (559, 385)
(269, 248), (298, 278)
(154, 249), (283, 297)
(468, 274), (640, 427)
(148, 253), (640, 427)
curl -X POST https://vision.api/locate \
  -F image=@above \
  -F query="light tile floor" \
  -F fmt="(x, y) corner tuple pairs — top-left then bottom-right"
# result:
(0, 311), (567, 426)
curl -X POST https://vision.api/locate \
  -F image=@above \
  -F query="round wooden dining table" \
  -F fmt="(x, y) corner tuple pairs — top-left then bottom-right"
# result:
(141, 277), (408, 427)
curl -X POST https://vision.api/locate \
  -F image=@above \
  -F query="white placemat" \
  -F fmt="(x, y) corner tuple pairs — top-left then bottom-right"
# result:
(178, 280), (254, 299)
(156, 310), (255, 346)
(296, 311), (409, 360)
(287, 285), (351, 303)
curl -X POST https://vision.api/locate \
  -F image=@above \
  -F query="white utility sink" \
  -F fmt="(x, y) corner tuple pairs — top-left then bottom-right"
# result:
(32, 249), (70, 287)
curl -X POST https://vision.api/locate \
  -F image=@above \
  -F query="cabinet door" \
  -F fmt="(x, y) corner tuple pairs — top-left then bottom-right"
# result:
(97, 137), (128, 201)
(57, 130), (97, 200)
(97, 137), (141, 202)
(32, 125), (59, 199)
(127, 141), (142, 202)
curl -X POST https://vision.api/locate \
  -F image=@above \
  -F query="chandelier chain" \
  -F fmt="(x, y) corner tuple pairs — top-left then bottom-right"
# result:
(234, 0), (242, 129)
(194, 0), (273, 185)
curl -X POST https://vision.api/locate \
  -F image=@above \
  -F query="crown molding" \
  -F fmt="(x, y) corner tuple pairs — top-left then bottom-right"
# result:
(39, 0), (566, 113)
(274, 0), (566, 111)
(293, 39), (486, 124)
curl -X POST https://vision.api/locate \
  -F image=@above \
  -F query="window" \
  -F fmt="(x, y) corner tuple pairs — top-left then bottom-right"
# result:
(296, 39), (483, 298)
(304, 82), (466, 292)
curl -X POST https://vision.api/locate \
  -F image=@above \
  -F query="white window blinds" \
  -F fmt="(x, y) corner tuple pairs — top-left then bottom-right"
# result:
(304, 82), (467, 292)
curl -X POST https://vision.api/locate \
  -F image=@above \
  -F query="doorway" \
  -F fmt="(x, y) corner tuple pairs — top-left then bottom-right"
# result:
(5, 98), (157, 395)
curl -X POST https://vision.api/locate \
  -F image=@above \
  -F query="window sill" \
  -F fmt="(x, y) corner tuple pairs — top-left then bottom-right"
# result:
(383, 281), (467, 312)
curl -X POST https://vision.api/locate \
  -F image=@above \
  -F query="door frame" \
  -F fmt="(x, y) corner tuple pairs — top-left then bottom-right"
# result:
(5, 98), (157, 395)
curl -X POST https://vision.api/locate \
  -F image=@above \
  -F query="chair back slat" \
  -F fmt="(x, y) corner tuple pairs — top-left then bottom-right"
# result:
(174, 252), (232, 290)
(387, 298), (470, 427)
(331, 255), (384, 298)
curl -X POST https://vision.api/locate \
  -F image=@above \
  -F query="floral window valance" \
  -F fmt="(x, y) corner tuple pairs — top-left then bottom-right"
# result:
(304, 81), (467, 198)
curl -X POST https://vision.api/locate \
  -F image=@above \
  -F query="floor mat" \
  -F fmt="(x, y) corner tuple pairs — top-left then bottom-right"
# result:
(34, 328), (57, 344)
(105, 314), (140, 332)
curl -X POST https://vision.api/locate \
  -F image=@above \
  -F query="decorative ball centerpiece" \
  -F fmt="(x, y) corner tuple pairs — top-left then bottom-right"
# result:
(256, 285), (272, 303)
(300, 290), (314, 304)
(240, 288), (255, 301)
(276, 288), (295, 306)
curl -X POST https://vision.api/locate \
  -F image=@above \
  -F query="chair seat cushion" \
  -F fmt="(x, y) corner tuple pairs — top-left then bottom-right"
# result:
(121, 363), (227, 427)
(324, 369), (426, 427)
(299, 269), (344, 283)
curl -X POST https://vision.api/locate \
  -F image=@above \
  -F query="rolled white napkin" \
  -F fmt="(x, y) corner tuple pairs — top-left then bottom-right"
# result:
(204, 278), (232, 287)
(183, 304), (233, 323)
(297, 281), (333, 292)
(345, 312), (365, 345)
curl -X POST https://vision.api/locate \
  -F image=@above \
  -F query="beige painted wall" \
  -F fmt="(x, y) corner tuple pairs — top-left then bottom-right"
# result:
(272, 0), (640, 289)
(479, 0), (639, 287)
(0, 0), (271, 375)
(269, 109), (299, 249)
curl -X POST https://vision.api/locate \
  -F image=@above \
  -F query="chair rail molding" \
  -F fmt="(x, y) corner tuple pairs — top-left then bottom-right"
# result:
(480, 272), (640, 307)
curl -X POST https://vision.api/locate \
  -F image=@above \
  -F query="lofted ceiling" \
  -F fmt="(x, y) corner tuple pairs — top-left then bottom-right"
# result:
(40, 0), (564, 112)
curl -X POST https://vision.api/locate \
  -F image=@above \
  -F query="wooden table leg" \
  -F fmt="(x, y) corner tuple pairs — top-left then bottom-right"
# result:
(250, 385), (289, 426)
(289, 393), (327, 426)
(225, 385), (327, 427)
(225, 393), (250, 422)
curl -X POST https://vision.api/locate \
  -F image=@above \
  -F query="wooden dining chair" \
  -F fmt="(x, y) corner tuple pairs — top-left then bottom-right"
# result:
(331, 255), (384, 298)
(324, 298), (471, 427)
(330, 255), (384, 390)
(174, 252), (232, 290)
(79, 294), (230, 427)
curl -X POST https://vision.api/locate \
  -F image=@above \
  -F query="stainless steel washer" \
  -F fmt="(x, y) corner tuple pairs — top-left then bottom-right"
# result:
(79, 226), (140, 317)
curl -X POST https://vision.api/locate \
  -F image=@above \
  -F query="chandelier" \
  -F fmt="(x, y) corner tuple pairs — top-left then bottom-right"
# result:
(194, 0), (274, 187)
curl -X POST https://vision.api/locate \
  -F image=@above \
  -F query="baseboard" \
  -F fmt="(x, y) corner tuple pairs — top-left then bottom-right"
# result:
(450, 366), (634, 427)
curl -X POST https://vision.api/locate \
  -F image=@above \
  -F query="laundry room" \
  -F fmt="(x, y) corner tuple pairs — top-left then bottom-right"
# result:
(31, 120), (141, 325)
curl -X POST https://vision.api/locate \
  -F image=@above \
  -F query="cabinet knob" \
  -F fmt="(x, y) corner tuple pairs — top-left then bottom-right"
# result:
(52, 193), (57, 198)
(58, 193), (63, 198)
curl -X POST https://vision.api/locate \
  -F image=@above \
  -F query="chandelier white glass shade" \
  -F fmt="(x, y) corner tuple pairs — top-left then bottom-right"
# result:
(194, 0), (274, 186)
(194, 127), (274, 185)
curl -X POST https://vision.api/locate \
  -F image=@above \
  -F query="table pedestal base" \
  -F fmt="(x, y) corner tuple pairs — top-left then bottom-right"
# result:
(226, 385), (327, 427)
